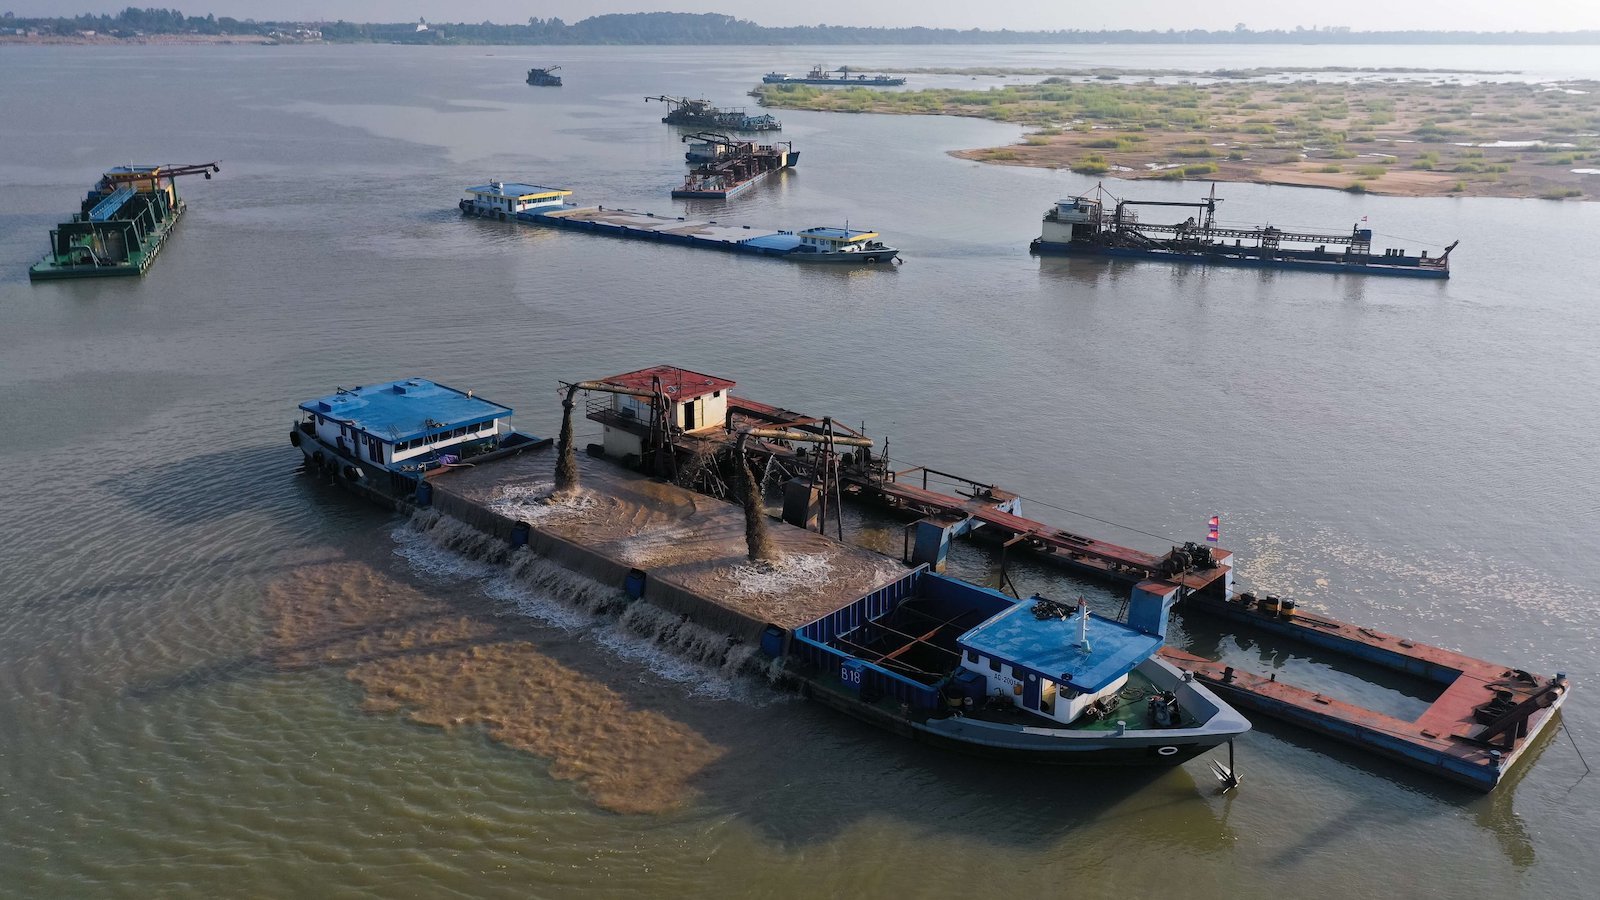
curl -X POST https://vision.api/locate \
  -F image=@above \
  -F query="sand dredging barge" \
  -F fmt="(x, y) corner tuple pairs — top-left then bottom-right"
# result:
(459, 181), (899, 263)
(1031, 185), (1457, 278)
(294, 368), (1566, 789)
(29, 162), (220, 281)
(672, 132), (797, 200)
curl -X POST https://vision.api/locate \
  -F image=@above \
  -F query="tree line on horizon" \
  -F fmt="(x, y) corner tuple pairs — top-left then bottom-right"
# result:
(7, 8), (1600, 44)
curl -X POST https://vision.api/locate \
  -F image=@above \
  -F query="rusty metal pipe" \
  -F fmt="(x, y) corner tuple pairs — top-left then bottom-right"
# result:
(740, 426), (872, 448)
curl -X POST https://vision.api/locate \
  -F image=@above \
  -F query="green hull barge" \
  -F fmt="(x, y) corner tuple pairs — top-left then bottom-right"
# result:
(29, 162), (218, 282)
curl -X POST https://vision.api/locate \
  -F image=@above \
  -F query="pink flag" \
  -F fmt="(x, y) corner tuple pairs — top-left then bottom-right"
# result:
(1206, 515), (1220, 543)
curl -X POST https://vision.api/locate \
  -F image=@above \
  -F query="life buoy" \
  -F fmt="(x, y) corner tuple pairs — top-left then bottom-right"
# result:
(289, 429), (302, 447)
(1157, 746), (1180, 757)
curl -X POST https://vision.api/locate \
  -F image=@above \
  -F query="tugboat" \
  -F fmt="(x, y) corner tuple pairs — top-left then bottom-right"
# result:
(29, 162), (220, 281)
(1030, 184), (1458, 279)
(526, 65), (562, 87)
(645, 95), (780, 132)
(786, 579), (1250, 766)
(763, 64), (906, 86)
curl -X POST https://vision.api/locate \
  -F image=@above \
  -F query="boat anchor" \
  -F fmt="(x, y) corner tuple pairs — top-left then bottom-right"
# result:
(1210, 739), (1242, 793)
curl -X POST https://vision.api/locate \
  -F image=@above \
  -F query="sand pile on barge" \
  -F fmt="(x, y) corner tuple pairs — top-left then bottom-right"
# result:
(436, 447), (910, 634)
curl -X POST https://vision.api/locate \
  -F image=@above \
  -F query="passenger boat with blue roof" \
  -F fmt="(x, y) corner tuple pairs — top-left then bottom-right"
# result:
(459, 181), (900, 264)
(290, 378), (549, 500)
(782, 569), (1250, 765)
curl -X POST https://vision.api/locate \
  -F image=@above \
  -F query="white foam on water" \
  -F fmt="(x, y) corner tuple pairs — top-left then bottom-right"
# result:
(390, 521), (501, 581)
(725, 552), (834, 596)
(487, 481), (598, 522)
(613, 526), (694, 566)
(1231, 523), (1599, 665)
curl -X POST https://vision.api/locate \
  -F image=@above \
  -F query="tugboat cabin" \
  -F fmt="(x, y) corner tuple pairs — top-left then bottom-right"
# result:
(296, 379), (513, 473)
(796, 227), (881, 253)
(956, 598), (1162, 725)
(589, 365), (736, 459)
(462, 181), (571, 218)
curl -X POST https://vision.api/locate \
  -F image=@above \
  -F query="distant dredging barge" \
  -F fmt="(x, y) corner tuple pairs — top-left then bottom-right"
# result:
(1032, 184), (1458, 278)
(294, 368), (1565, 790)
(29, 162), (220, 281)
(672, 132), (798, 200)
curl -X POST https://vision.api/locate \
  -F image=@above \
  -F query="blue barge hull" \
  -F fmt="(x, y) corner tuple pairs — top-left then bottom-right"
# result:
(461, 198), (899, 263)
(1031, 239), (1451, 279)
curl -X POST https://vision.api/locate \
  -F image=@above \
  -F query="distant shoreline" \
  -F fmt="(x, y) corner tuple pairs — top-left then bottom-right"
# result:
(0, 34), (276, 46)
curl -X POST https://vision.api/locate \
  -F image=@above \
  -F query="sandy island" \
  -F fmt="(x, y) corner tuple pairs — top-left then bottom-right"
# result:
(755, 71), (1600, 200)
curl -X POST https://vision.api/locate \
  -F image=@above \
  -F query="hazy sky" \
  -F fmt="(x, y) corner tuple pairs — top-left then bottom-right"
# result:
(12, 1), (1600, 32)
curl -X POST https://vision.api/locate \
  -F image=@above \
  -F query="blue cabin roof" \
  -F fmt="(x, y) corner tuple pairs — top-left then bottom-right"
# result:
(298, 379), (512, 444)
(957, 599), (1162, 693)
(466, 182), (571, 199)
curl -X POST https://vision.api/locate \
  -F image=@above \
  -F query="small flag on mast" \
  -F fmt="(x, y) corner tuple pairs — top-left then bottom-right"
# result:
(1206, 515), (1220, 543)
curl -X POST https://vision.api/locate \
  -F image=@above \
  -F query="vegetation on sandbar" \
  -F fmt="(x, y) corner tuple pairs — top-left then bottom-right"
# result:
(754, 75), (1600, 200)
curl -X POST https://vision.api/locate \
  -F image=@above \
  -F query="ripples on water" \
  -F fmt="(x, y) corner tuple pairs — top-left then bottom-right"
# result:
(3, 42), (1599, 899)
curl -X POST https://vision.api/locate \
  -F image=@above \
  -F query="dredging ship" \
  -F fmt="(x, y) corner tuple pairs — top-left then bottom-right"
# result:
(646, 95), (780, 132)
(526, 65), (562, 87)
(459, 181), (898, 263)
(29, 162), (220, 281)
(1030, 185), (1458, 278)
(672, 133), (798, 200)
(291, 365), (1569, 789)
(291, 372), (1250, 769)
(763, 65), (906, 86)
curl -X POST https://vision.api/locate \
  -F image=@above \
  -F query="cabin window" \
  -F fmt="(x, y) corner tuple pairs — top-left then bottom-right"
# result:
(713, 390), (721, 398)
(987, 656), (1001, 673)
(965, 649), (978, 664)
(1040, 681), (1057, 715)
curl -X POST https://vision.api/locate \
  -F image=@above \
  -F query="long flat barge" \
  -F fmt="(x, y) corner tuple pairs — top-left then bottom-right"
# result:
(1031, 186), (1457, 279)
(29, 162), (219, 281)
(459, 181), (898, 263)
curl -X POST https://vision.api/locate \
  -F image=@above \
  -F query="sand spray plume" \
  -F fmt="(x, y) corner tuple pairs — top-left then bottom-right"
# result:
(553, 385), (580, 498)
(735, 433), (778, 562)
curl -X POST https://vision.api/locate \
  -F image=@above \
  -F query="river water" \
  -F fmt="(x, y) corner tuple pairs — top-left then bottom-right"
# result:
(1, 43), (1597, 898)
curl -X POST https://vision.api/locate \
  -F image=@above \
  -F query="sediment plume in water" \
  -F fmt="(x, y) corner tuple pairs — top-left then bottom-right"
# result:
(261, 558), (724, 813)
(736, 445), (778, 562)
(553, 393), (579, 497)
